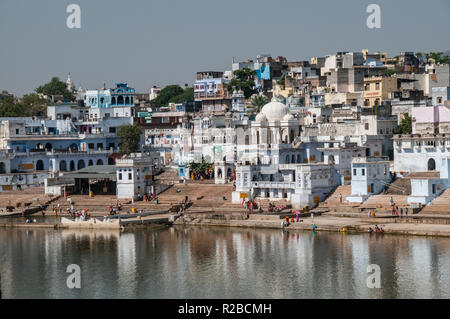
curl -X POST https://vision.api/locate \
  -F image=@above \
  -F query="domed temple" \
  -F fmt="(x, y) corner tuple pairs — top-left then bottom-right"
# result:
(211, 98), (339, 209)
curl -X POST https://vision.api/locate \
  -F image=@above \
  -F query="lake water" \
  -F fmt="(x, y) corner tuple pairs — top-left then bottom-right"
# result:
(0, 225), (449, 298)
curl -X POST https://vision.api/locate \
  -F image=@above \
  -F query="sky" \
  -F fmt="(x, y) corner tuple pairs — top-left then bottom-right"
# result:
(0, 0), (449, 97)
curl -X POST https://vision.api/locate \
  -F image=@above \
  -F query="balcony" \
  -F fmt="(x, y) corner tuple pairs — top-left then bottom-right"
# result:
(252, 181), (295, 189)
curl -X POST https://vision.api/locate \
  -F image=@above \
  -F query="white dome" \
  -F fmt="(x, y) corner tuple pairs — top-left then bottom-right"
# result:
(255, 113), (267, 122)
(260, 98), (289, 121)
(283, 113), (294, 121)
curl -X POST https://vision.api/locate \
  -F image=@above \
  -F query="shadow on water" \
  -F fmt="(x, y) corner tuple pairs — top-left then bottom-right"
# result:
(0, 225), (449, 299)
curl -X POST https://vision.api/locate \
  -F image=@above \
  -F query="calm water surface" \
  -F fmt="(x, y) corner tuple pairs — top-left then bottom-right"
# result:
(0, 225), (449, 298)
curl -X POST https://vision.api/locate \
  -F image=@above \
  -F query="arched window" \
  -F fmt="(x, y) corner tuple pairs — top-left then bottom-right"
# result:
(256, 131), (260, 145)
(59, 160), (67, 171)
(297, 155), (301, 163)
(45, 143), (52, 151)
(0, 162), (5, 173)
(36, 160), (44, 171)
(286, 155), (290, 164)
(88, 160), (94, 166)
(96, 159), (104, 165)
(125, 96), (130, 105)
(218, 168), (222, 178)
(291, 155), (295, 163)
(108, 158), (115, 165)
(428, 158), (436, 171)
(77, 160), (85, 170)
(117, 96), (124, 105)
(245, 135), (249, 145)
(111, 97), (116, 105)
(70, 160), (75, 171)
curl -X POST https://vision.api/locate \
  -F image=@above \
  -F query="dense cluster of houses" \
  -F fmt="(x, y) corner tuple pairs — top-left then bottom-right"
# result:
(1, 49), (450, 208)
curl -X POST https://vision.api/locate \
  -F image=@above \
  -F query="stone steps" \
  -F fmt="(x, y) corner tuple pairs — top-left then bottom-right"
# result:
(420, 189), (450, 214)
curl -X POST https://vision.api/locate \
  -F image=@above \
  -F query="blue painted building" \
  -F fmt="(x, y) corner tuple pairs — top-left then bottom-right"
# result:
(85, 83), (135, 108)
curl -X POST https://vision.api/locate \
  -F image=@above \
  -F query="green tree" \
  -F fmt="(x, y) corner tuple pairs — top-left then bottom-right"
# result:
(151, 85), (184, 108)
(169, 87), (194, 104)
(35, 77), (75, 101)
(20, 93), (49, 116)
(188, 156), (213, 179)
(425, 52), (450, 64)
(247, 94), (268, 114)
(394, 113), (412, 134)
(227, 68), (256, 98)
(277, 74), (286, 90)
(0, 94), (48, 117)
(118, 124), (143, 155)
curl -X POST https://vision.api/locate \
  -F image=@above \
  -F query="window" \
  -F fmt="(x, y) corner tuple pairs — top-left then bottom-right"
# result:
(119, 173), (122, 180)
(353, 169), (357, 176)
(437, 97), (443, 104)
(375, 82), (380, 90)
(109, 127), (116, 133)
(365, 123), (369, 130)
(128, 173), (132, 179)
(16, 129), (20, 135)
(88, 143), (94, 149)
(362, 169), (365, 176)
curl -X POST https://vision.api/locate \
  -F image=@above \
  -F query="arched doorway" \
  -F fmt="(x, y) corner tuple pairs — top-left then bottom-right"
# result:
(70, 143), (78, 151)
(125, 96), (130, 105)
(108, 158), (115, 165)
(245, 135), (249, 145)
(328, 155), (335, 165)
(88, 160), (94, 166)
(117, 96), (124, 105)
(297, 155), (301, 163)
(36, 160), (44, 171)
(428, 158), (436, 171)
(77, 159), (85, 170)
(59, 160), (67, 171)
(0, 162), (6, 173)
(96, 159), (104, 165)
(217, 168), (222, 178)
(70, 160), (75, 171)
(256, 131), (260, 145)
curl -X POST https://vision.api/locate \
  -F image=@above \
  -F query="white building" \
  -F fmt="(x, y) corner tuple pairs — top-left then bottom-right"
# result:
(346, 157), (391, 203)
(116, 153), (162, 199)
(408, 157), (450, 205)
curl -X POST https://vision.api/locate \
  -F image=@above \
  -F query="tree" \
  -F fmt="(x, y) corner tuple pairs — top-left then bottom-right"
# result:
(425, 52), (450, 65)
(0, 94), (48, 117)
(169, 87), (194, 104)
(118, 124), (143, 155)
(277, 74), (286, 90)
(394, 113), (412, 134)
(247, 94), (268, 114)
(152, 85), (185, 108)
(35, 77), (75, 101)
(188, 156), (213, 179)
(227, 68), (256, 98)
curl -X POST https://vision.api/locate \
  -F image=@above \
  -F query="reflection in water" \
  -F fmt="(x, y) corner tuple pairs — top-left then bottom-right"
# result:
(0, 226), (449, 299)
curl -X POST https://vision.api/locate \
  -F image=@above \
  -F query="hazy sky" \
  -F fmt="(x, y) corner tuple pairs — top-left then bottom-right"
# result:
(1, 0), (449, 96)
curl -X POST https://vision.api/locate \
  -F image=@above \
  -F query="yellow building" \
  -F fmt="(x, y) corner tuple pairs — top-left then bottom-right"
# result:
(363, 76), (398, 107)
